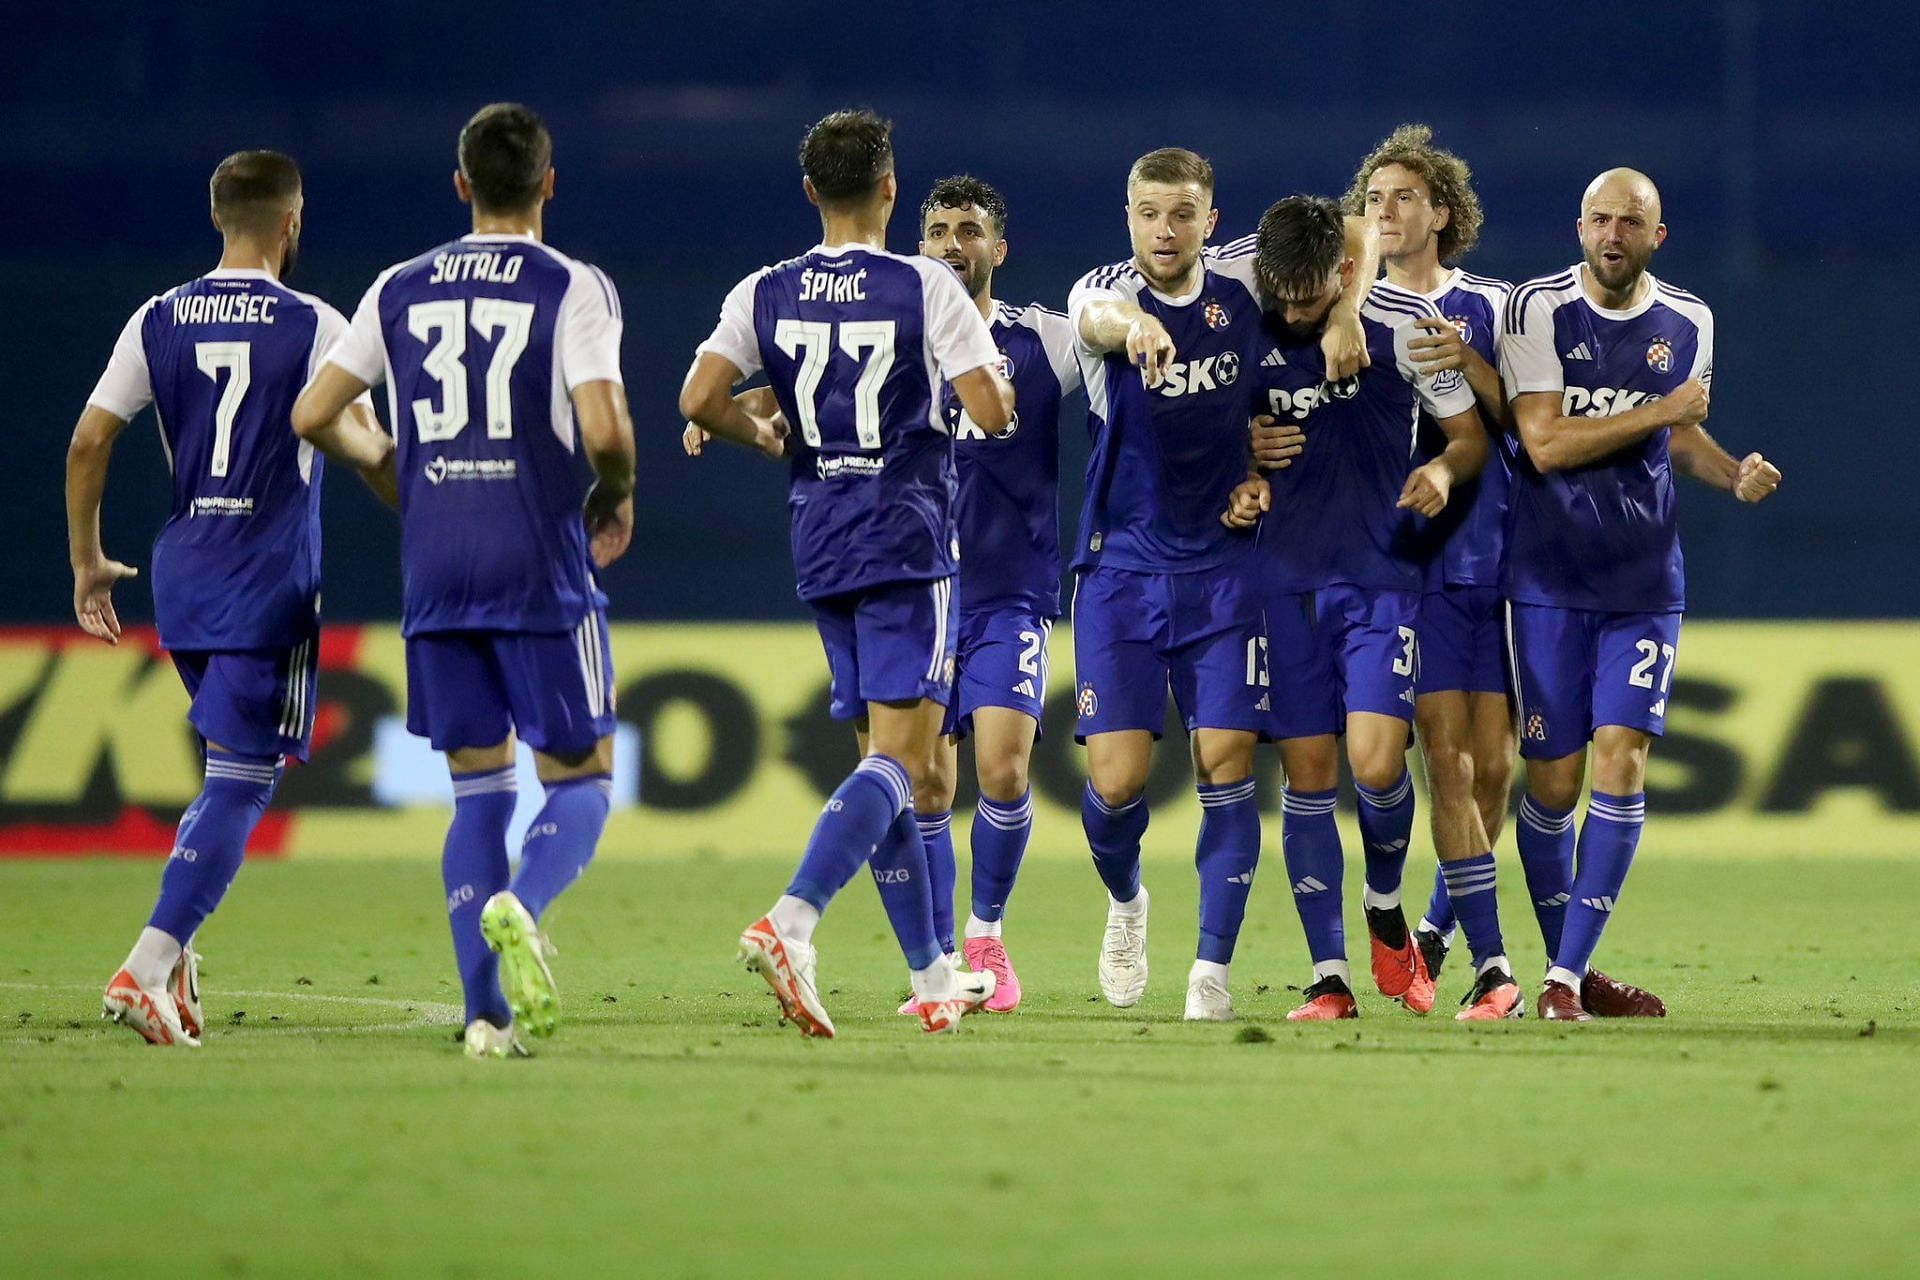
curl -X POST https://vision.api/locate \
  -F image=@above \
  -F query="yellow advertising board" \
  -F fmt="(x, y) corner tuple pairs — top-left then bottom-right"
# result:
(1, 622), (1915, 860)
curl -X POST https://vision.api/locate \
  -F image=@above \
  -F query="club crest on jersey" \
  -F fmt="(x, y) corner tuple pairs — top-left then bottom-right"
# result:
(1524, 712), (1547, 743)
(996, 351), (1015, 381)
(1645, 339), (1674, 373)
(1077, 683), (1099, 719)
(1203, 298), (1232, 330)
(1447, 315), (1472, 343)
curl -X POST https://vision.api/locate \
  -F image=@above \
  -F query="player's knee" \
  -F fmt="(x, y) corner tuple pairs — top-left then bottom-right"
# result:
(1280, 739), (1339, 793)
(976, 752), (1029, 803)
(1423, 743), (1475, 803)
(1349, 744), (1409, 794)
(1474, 753), (1514, 813)
(1190, 734), (1254, 786)
(1087, 768), (1147, 810)
(1592, 739), (1650, 794)
(1526, 766), (1582, 812)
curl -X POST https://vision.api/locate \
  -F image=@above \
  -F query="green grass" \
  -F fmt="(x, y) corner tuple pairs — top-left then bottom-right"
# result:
(2, 851), (1915, 1279)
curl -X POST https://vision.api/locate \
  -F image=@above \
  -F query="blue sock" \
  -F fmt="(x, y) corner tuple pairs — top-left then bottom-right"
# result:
(511, 775), (611, 920)
(1439, 853), (1505, 968)
(1516, 794), (1576, 956)
(1195, 778), (1261, 964)
(443, 767), (516, 1026)
(917, 810), (956, 955)
(870, 808), (941, 971)
(1082, 781), (1148, 903)
(1281, 786), (1345, 963)
(1553, 791), (1645, 978)
(1423, 865), (1456, 933)
(1356, 769), (1415, 899)
(786, 755), (912, 911)
(970, 791), (1033, 923)
(148, 749), (281, 942)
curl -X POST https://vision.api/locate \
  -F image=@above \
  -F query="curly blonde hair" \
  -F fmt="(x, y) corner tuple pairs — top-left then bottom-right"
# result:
(1343, 123), (1483, 263)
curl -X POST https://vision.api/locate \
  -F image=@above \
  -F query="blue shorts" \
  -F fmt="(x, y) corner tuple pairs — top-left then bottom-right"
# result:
(1417, 585), (1509, 697)
(404, 610), (616, 756)
(1508, 603), (1682, 760)
(1266, 585), (1420, 740)
(172, 636), (319, 762)
(811, 577), (958, 722)
(943, 606), (1051, 740)
(1072, 562), (1266, 741)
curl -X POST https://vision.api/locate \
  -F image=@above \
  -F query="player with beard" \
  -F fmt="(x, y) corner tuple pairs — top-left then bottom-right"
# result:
(1501, 168), (1779, 1019)
(1227, 196), (1501, 1021)
(1070, 150), (1375, 1021)
(72, 150), (389, 1046)
(1340, 125), (1526, 1016)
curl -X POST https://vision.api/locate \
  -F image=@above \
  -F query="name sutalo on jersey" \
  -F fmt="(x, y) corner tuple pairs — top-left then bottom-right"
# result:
(426, 250), (524, 285)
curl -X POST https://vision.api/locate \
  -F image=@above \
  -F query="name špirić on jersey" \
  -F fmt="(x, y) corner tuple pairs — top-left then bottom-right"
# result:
(1068, 239), (1266, 575)
(1252, 283), (1479, 594)
(86, 268), (350, 651)
(946, 300), (1080, 616)
(697, 243), (1001, 604)
(325, 233), (626, 637)
(1405, 271), (1512, 590)
(1500, 265), (1713, 613)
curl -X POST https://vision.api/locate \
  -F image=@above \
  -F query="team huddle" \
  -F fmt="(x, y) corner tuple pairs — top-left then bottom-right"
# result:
(67, 101), (1779, 1053)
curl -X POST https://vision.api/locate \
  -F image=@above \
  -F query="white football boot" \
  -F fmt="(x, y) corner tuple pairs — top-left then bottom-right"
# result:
(1183, 961), (1236, 1022)
(462, 1019), (530, 1059)
(169, 944), (204, 1040)
(102, 969), (199, 1047)
(1097, 887), (1151, 1007)
(915, 956), (995, 1034)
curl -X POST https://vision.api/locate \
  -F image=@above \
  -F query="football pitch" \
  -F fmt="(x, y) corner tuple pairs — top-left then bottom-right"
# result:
(3, 850), (1915, 1278)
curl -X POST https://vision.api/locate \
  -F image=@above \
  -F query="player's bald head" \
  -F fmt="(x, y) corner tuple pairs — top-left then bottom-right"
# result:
(1582, 168), (1662, 221)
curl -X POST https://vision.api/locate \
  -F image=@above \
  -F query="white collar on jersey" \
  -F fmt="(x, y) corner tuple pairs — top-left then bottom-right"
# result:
(1399, 266), (1461, 303)
(460, 232), (538, 243)
(1575, 263), (1662, 320)
(811, 242), (885, 256)
(205, 267), (276, 280)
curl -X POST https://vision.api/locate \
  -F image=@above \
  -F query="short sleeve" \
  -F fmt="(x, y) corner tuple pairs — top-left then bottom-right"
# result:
(560, 262), (625, 390)
(311, 302), (376, 410)
(325, 271), (394, 387)
(1499, 290), (1566, 398)
(1690, 308), (1714, 391)
(1034, 308), (1084, 396)
(1393, 319), (1477, 419)
(1066, 268), (1126, 360)
(86, 298), (158, 420)
(919, 261), (1000, 381)
(694, 271), (765, 380)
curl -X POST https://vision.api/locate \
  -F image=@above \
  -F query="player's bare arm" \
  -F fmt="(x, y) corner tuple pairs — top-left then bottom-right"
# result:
(64, 404), (138, 645)
(574, 378), (639, 568)
(1398, 405), (1488, 517)
(292, 393), (392, 472)
(1669, 423), (1781, 503)
(1511, 378), (1707, 473)
(1077, 298), (1175, 387)
(1319, 216), (1380, 380)
(683, 386), (785, 457)
(1408, 316), (1511, 428)
(949, 362), (1015, 435)
(679, 352), (788, 459)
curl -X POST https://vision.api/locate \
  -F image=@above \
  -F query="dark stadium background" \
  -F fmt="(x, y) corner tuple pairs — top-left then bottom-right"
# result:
(4, 2), (1913, 623)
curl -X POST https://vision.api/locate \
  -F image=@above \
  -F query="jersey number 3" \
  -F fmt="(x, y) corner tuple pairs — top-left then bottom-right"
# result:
(407, 299), (535, 442)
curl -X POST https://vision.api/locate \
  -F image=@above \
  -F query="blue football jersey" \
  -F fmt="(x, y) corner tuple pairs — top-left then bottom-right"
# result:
(327, 234), (625, 637)
(86, 269), (350, 652)
(1500, 266), (1714, 613)
(1252, 283), (1480, 593)
(1068, 239), (1265, 575)
(697, 243), (1001, 604)
(1407, 271), (1512, 590)
(946, 300), (1080, 616)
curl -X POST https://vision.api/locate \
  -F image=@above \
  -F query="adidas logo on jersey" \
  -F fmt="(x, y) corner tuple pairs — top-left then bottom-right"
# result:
(1260, 348), (1287, 368)
(1151, 352), (1240, 397)
(1564, 342), (1594, 361)
(1650, 698), (1667, 717)
(1013, 679), (1036, 698)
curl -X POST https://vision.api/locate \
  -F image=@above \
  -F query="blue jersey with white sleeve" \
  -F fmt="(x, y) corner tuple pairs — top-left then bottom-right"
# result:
(946, 300), (1080, 616)
(1251, 283), (1479, 593)
(1408, 271), (1512, 589)
(1500, 265), (1713, 613)
(324, 234), (625, 637)
(86, 269), (355, 652)
(1068, 239), (1265, 575)
(696, 243), (1001, 604)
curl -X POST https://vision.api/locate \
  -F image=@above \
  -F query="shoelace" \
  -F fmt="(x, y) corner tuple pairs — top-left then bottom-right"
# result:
(1102, 917), (1143, 962)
